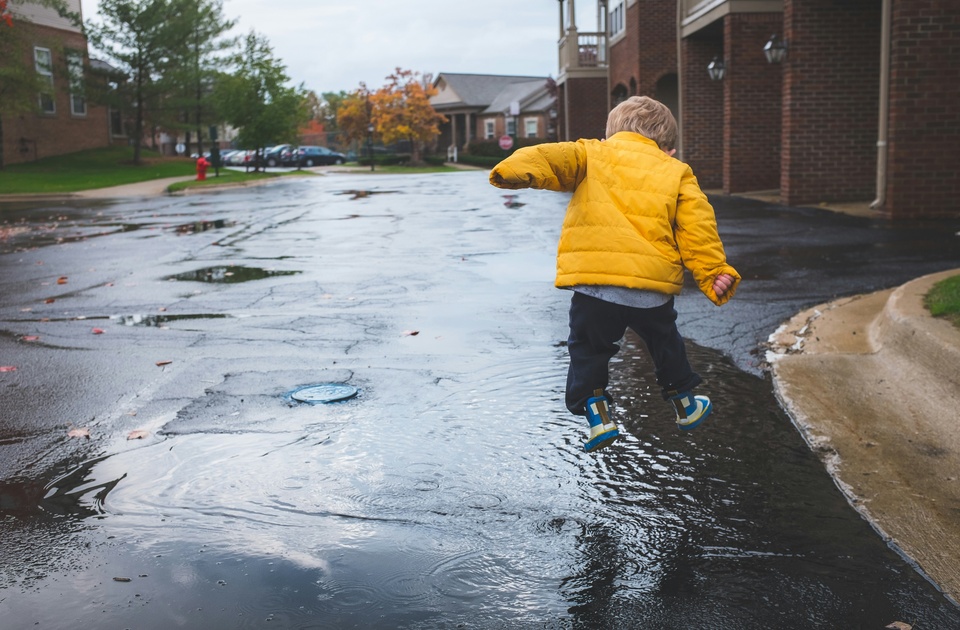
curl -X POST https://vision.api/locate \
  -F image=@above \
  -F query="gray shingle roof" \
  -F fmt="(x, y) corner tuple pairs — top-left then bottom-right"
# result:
(432, 73), (550, 109)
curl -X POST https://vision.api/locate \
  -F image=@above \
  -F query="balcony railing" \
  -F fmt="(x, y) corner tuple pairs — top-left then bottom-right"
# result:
(559, 30), (607, 72)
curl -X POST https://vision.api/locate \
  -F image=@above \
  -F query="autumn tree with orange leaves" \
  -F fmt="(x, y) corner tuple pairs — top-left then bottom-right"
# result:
(338, 69), (445, 165)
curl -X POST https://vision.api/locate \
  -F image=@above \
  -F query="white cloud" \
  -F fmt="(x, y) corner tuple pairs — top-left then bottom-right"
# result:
(80, 0), (604, 94)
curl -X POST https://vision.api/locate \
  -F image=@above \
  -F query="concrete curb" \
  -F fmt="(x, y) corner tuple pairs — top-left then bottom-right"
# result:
(877, 269), (960, 392)
(766, 267), (960, 604)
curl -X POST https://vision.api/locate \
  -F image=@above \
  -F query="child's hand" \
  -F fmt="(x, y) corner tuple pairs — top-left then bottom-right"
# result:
(713, 273), (735, 297)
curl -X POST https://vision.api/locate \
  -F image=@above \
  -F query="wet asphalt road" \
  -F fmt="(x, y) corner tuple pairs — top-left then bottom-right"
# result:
(1, 172), (960, 629)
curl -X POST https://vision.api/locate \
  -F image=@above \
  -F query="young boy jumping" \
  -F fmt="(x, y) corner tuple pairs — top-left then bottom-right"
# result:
(489, 96), (739, 452)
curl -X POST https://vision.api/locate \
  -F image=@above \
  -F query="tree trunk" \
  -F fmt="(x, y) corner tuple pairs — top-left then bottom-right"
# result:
(0, 116), (5, 170)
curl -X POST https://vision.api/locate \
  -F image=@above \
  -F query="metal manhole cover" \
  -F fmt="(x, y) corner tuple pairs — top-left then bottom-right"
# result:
(289, 383), (358, 404)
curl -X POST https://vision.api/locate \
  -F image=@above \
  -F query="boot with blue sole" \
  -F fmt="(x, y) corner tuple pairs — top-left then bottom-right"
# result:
(583, 389), (620, 452)
(669, 391), (712, 431)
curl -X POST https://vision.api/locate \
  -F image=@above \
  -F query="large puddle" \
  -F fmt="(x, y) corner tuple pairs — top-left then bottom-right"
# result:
(2, 342), (958, 628)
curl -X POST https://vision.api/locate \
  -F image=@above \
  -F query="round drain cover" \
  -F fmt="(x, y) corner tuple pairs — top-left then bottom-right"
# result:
(289, 383), (358, 404)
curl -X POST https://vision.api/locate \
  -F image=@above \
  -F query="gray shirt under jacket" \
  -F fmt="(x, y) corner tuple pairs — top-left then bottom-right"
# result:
(571, 284), (672, 309)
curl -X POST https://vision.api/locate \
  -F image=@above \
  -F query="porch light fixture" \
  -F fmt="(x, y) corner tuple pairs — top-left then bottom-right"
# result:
(764, 34), (788, 63)
(707, 56), (725, 81)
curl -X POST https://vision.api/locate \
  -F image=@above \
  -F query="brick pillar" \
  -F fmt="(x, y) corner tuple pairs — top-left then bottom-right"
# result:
(681, 36), (724, 189)
(782, 0), (880, 205)
(562, 76), (609, 140)
(724, 13), (782, 193)
(886, 0), (960, 218)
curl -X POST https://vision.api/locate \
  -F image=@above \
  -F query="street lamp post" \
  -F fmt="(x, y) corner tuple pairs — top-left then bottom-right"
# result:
(367, 124), (375, 172)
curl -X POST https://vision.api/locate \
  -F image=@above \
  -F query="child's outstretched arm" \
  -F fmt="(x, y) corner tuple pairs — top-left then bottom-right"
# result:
(489, 142), (585, 193)
(674, 167), (741, 306)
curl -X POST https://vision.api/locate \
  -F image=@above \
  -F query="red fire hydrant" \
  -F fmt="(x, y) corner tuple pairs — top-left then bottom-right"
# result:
(196, 156), (210, 181)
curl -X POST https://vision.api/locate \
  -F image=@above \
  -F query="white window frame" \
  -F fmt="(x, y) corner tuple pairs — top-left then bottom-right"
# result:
(67, 52), (86, 116)
(610, 2), (625, 38)
(34, 47), (55, 114)
(484, 118), (495, 139)
(524, 118), (538, 138)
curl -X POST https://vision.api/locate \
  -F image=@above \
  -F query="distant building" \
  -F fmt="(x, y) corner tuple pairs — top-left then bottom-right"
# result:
(1, 0), (114, 166)
(430, 73), (558, 154)
(555, 0), (960, 219)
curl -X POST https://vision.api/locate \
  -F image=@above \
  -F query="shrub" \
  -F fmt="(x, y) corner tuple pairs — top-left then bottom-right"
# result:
(465, 138), (548, 158)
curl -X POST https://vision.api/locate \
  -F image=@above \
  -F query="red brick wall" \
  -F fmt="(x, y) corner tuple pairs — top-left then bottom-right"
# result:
(560, 76), (608, 140)
(681, 36), (724, 189)
(636, 0), (678, 97)
(724, 13), (782, 193)
(609, 2), (640, 98)
(782, 0), (880, 205)
(886, 0), (960, 218)
(2, 24), (111, 166)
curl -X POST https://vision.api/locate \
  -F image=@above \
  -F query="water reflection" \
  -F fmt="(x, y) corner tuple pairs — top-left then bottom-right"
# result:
(111, 313), (230, 327)
(165, 266), (300, 283)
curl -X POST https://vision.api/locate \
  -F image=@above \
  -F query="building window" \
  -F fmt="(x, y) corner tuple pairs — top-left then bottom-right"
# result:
(34, 47), (55, 114)
(67, 52), (86, 116)
(609, 2), (625, 37)
(506, 117), (516, 136)
(524, 118), (538, 138)
(484, 119), (495, 139)
(109, 108), (125, 136)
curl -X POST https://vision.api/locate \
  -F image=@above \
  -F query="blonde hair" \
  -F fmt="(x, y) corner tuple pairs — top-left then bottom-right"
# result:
(605, 96), (678, 151)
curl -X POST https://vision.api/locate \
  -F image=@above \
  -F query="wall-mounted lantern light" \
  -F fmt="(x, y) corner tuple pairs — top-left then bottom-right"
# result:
(707, 56), (725, 81)
(764, 34), (788, 63)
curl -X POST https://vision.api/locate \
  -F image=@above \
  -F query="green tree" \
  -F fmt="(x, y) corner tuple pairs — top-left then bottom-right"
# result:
(318, 90), (348, 138)
(160, 0), (236, 154)
(214, 32), (307, 170)
(87, 0), (177, 165)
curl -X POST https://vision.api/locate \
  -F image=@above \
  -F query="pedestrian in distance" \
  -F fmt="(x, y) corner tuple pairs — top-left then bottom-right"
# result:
(489, 96), (740, 452)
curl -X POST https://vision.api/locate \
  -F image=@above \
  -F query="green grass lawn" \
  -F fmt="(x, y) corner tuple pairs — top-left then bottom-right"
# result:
(925, 274), (960, 329)
(0, 147), (469, 195)
(0, 146), (197, 194)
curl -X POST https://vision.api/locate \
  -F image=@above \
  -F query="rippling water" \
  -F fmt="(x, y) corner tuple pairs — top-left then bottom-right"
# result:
(2, 173), (958, 628)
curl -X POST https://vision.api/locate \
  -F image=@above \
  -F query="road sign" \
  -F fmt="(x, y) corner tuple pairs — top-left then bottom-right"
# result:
(499, 135), (514, 150)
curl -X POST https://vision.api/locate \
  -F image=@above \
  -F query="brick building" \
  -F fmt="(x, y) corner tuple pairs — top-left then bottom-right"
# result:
(556, 0), (960, 219)
(1, 0), (114, 167)
(431, 73), (557, 156)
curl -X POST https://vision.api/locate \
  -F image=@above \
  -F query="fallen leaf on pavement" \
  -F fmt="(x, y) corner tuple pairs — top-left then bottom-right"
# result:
(155, 360), (172, 367)
(22, 335), (39, 342)
(91, 328), (105, 334)
(67, 427), (90, 439)
(127, 429), (149, 440)
(112, 577), (132, 582)
(57, 276), (68, 284)
(402, 330), (420, 336)
(0, 366), (17, 372)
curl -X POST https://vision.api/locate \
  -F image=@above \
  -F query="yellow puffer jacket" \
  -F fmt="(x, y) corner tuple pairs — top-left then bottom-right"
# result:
(489, 132), (740, 306)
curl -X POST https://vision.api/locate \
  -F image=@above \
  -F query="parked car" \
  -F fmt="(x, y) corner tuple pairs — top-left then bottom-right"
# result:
(264, 144), (294, 167)
(295, 146), (347, 167)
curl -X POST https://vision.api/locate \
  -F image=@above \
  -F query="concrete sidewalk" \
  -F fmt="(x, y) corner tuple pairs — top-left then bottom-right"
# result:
(767, 268), (960, 603)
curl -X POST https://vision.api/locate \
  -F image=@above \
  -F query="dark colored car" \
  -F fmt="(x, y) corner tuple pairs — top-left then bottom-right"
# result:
(264, 144), (294, 167)
(296, 146), (347, 167)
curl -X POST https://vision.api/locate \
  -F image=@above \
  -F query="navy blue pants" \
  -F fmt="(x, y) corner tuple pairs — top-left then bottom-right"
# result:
(565, 292), (702, 415)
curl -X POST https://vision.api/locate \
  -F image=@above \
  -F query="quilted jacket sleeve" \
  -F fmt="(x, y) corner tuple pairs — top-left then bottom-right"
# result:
(674, 166), (741, 306)
(489, 142), (586, 193)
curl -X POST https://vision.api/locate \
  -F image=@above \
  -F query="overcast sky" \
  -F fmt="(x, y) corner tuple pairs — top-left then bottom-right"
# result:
(80, 0), (601, 95)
